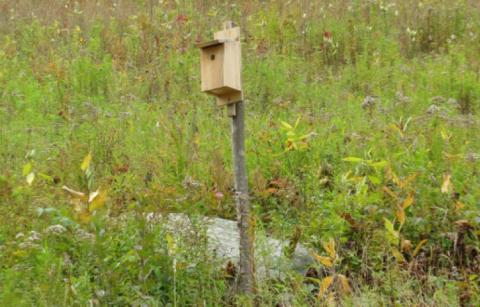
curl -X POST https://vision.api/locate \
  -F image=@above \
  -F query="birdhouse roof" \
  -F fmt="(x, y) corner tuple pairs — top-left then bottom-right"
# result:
(197, 39), (228, 48)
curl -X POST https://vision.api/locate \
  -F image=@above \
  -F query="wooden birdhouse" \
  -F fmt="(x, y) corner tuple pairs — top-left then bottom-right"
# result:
(198, 25), (242, 106)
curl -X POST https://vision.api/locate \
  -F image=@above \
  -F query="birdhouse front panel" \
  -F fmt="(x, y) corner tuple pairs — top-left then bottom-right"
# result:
(199, 40), (241, 95)
(200, 43), (225, 94)
(198, 26), (242, 106)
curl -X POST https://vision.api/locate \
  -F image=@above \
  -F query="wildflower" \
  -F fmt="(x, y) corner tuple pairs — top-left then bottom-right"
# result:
(323, 31), (333, 44)
(75, 228), (95, 241)
(176, 14), (188, 24)
(214, 191), (224, 200)
(362, 96), (377, 110)
(45, 224), (67, 235)
(15, 232), (25, 240)
(427, 104), (440, 114)
(18, 242), (39, 249)
(27, 231), (41, 242)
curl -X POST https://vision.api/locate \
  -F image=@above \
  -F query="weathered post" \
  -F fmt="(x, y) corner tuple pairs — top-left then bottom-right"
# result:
(198, 21), (255, 295)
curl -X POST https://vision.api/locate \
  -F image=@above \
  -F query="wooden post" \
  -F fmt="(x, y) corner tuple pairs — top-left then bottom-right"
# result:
(230, 99), (256, 295)
(197, 21), (255, 296)
(222, 21), (255, 295)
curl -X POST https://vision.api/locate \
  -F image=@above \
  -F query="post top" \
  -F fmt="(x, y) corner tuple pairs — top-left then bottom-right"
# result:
(223, 21), (236, 30)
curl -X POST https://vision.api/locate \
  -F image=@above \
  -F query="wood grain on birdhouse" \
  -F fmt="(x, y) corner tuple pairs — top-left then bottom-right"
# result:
(198, 26), (242, 106)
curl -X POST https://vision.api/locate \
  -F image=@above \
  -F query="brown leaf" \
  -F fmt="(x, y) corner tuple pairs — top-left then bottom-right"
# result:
(401, 239), (412, 252)
(455, 220), (473, 231)
(441, 173), (452, 194)
(340, 213), (359, 229)
(455, 201), (465, 211)
(224, 261), (236, 279)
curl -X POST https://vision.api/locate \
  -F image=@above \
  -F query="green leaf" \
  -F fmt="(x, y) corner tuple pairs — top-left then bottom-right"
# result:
(294, 116), (301, 128)
(81, 152), (92, 171)
(384, 218), (399, 245)
(368, 175), (381, 185)
(280, 121), (293, 130)
(38, 173), (53, 183)
(370, 160), (388, 168)
(343, 157), (364, 163)
(22, 163), (32, 176)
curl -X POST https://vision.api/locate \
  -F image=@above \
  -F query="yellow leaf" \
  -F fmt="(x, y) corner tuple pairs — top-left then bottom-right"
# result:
(326, 292), (335, 305)
(383, 186), (398, 199)
(322, 239), (336, 259)
(402, 193), (415, 210)
(390, 123), (404, 138)
(313, 253), (333, 267)
(89, 190), (107, 212)
(78, 211), (92, 224)
(26, 172), (35, 185)
(317, 276), (334, 298)
(81, 152), (92, 171)
(455, 201), (465, 211)
(338, 274), (352, 295)
(441, 173), (452, 194)
(412, 239), (428, 257)
(13, 250), (28, 257)
(396, 208), (405, 225)
(440, 128), (451, 141)
(194, 133), (200, 145)
(385, 165), (393, 179)
(398, 173), (417, 189)
(391, 247), (405, 263)
(392, 172), (401, 186)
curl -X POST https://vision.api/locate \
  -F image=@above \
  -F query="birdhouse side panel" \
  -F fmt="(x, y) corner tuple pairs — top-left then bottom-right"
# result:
(223, 41), (242, 92)
(200, 45), (225, 93)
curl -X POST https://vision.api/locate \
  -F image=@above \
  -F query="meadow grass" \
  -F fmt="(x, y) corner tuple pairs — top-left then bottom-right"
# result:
(0, 0), (479, 305)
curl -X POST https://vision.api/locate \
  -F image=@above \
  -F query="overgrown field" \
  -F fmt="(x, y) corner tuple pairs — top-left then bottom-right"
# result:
(1, 0), (480, 305)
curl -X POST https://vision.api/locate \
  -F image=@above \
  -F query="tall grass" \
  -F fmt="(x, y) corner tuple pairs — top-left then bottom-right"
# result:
(0, 0), (479, 305)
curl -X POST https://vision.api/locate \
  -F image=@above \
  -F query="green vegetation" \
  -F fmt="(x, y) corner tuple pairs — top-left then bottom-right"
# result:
(1, 0), (479, 305)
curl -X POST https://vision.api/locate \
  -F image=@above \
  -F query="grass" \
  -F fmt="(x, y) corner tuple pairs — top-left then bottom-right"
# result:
(0, 0), (479, 305)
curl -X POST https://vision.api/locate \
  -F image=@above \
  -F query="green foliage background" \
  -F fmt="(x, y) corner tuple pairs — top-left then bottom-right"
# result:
(0, 0), (479, 305)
